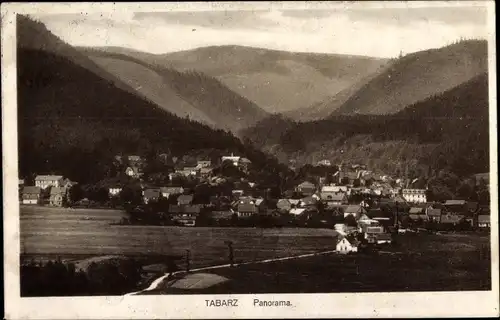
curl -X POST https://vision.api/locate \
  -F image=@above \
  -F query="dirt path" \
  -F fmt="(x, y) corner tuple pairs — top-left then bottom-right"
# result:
(125, 249), (338, 295)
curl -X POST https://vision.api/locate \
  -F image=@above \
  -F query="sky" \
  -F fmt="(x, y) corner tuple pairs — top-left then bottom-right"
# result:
(33, 3), (489, 58)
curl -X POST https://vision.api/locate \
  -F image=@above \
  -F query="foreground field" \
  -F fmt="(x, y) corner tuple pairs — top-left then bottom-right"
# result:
(144, 232), (491, 294)
(20, 206), (337, 268)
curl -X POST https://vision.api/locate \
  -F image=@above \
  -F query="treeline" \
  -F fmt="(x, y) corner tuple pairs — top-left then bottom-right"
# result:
(21, 258), (144, 296)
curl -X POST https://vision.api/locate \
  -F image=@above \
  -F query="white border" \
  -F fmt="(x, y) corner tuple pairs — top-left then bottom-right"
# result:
(2, 1), (499, 319)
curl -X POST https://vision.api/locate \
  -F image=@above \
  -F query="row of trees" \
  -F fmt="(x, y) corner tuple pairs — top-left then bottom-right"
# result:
(21, 258), (144, 296)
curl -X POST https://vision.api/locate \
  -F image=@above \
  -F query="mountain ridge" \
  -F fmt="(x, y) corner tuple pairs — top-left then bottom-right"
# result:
(329, 39), (488, 116)
(83, 45), (389, 113)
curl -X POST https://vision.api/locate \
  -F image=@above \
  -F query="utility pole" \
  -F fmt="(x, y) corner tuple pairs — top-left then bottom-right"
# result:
(394, 201), (399, 229)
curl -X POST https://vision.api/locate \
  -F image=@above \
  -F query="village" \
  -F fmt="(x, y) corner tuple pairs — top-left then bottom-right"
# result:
(19, 153), (491, 254)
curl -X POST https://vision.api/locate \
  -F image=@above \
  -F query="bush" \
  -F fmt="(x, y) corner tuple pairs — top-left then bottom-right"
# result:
(21, 258), (142, 296)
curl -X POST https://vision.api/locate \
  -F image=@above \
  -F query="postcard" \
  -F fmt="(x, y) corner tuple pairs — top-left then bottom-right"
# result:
(2, 1), (498, 319)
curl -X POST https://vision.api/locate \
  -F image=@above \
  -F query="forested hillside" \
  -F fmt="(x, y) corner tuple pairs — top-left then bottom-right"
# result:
(17, 16), (288, 184)
(329, 40), (488, 115)
(243, 73), (490, 178)
(81, 49), (270, 133)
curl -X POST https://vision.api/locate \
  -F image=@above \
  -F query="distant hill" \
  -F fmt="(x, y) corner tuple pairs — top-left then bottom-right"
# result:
(90, 45), (389, 113)
(283, 62), (391, 121)
(17, 16), (286, 184)
(79, 49), (270, 133)
(243, 73), (490, 177)
(328, 40), (488, 116)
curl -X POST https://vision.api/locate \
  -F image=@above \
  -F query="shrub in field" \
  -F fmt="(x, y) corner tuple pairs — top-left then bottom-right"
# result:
(21, 258), (142, 296)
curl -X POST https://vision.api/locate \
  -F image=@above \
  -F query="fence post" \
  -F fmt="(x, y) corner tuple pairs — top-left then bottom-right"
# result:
(225, 241), (234, 267)
(185, 249), (190, 273)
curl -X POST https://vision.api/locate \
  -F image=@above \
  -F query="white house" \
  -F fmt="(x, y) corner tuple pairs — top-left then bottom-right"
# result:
(109, 187), (122, 197)
(322, 185), (348, 194)
(317, 159), (331, 166)
(336, 237), (358, 254)
(402, 189), (427, 203)
(34, 175), (64, 189)
(221, 154), (241, 166)
(289, 208), (306, 216)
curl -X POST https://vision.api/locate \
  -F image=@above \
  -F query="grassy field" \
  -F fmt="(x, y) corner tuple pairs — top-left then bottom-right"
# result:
(144, 232), (491, 294)
(20, 206), (338, 268)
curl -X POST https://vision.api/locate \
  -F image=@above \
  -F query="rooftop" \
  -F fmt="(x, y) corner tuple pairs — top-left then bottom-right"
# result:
(35, 175), (63, 181)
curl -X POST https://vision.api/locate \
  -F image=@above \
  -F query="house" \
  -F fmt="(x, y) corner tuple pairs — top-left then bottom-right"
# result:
(367, 209), (392, 224)
(171, 206), (199, 227)
(440, 214), (465, 226)
(143, 188), (161, 204)
(375, 233), (392, 245)
(109, 186), (122, 197)
(221, 154), (241, 166)
(35, 175), (64, 189)
(321, 192), (348, 205)
(210, 210), (235, 222)
(200, 167), (213, 179)
(231, 189), (244, 198)
(237, 199), (258, 218)
(295, 181), (316, 196)
(277, 199), (293, 212)
(22, 186), (41, 205)
(402, 189), (427, 203)
(49, 187), (68, 207)
(336, 236), (359, 254)
(426, 208), (442, 222)
(168, 204), (183, 214)
(125, 166), (142, 178)
(362, 224), (391, 244)
(478, 215), (490, 229)
(115, 154), (144, 167)
(299, 196), (318, 208)
(197, 160), (212, 169)
(443, 200), (468, 215)
(160, 186), (184, 198)
(317, 159), (331, 166)
(184, 167), (200, 176)
(289, 208), (306, 216)
(343, 205), (367, 219)
(177, 194), (194, 206)
(408, 207), (425, 220)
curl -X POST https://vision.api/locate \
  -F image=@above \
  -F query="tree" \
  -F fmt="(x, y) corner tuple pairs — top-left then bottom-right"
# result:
(120, 184), (142, 205)
(68, 184), (84, 203)
(344, 214), (357, 227)
(353, 178), (361, 188)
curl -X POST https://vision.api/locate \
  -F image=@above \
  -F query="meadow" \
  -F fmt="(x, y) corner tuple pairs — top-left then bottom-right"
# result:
(20, 206), (338, 268)
(145, 232), (492, 294)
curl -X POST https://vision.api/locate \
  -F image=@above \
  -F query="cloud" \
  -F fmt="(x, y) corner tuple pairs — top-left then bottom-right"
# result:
(34, 5), (489, 58)
(133, 10), (274, 30)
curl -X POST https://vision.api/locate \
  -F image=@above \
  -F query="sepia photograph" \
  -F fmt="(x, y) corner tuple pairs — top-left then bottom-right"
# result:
(2, 1), (498, 319)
